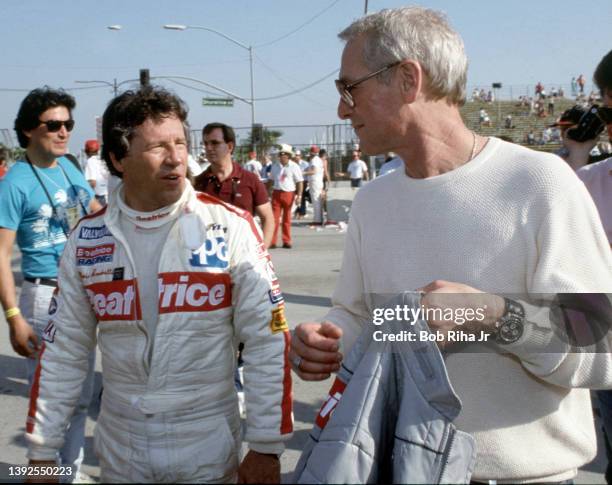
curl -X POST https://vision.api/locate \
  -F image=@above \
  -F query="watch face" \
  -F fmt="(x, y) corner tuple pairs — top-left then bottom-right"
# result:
(498, 316), (523, 344)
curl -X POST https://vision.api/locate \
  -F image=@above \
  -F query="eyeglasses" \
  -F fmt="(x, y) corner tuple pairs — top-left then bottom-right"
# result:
(39, 119), (75, 132)
(203, 140), (226, 148)
(335, 60), (402, 108)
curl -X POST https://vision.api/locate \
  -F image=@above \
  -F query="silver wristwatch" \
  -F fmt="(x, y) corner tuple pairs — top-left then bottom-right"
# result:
(495, 297), (525, 344)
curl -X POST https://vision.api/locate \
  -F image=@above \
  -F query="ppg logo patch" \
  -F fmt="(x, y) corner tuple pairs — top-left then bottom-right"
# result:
(189, 237), (229, 269)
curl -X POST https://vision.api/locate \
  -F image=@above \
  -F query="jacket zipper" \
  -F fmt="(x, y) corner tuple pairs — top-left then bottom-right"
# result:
(437, 425), (456, 483)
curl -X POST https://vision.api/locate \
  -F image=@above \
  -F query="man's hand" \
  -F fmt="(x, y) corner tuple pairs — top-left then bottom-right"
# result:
(291, 322), (343, 381)
(25, 460), (58, 484)
(237, 450), (280, 484)
(419, 280), (505, 349)
(7, 314), (40, 358)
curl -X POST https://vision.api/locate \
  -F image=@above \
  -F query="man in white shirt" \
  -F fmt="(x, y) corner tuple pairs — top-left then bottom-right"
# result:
(290, 7), (612, 484)
(346, 150), (369, 188)
(304, 145), (325, 224)
(25, 86), (292, 483)
(267, 144), (303, 248)
(84, 139), (109, 205)
(244, 151), (263, 179)
(294, 150), (310, 219)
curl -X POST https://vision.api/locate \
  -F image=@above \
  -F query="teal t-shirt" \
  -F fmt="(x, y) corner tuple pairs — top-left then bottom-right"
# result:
(0, 157), (94, 278)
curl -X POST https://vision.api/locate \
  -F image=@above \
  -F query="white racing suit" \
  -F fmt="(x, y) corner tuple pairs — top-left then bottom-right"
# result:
(26, 185), (293, 483)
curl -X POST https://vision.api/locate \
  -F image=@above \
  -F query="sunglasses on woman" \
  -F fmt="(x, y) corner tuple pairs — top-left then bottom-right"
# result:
(38, 119), (75, 132)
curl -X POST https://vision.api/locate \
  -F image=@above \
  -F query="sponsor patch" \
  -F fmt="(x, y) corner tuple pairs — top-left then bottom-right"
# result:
(158, 272), (232, 313)
(112, 267), (125, 281)
(189, 236), (229, 269)
(256, 243), (268, 260)
(76, 244), (115, 266)
(268, 287), (284, 304)
(264, 260), (277, 282)
(85, 279), (142, 321)
(48, 295), (58, 316)
(269, 306), (289, 334)
(42, 321), (56, 343)
(79, 225), (112, 240)
(79, 268), (115, 279)
(315, 378), (347, 429)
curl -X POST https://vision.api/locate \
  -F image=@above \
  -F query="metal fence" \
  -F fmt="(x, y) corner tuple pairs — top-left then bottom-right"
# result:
(189, 122), (362, 176)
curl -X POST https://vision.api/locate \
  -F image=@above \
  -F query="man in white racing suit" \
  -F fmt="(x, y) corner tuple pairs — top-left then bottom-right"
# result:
(25, 86), (293, 483)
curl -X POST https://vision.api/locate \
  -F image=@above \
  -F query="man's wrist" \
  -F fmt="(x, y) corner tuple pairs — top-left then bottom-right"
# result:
(5, 307), (21, 320)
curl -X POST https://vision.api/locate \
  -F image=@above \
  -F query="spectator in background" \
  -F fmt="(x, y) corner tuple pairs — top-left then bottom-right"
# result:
(84, 139), (110, 206)
(504, 114), (514, 129)
(267, 144), (303, 248)
(479, 108), (491, 126)
(574, 49), (612, 485)
(571, 77), (578, 97)
(0, 87), (100, 483)
(303, 145), (325, 225)
(577, 74), (586, 94)
(194, 123), (274, 248)
(294, 150), (310, 220)
(336, 150), (369, 189)
(0, 146), (9, 179)
(547, 95), (555, 116)
(244, 150), (263, 179)
(535, 81), (543, 98)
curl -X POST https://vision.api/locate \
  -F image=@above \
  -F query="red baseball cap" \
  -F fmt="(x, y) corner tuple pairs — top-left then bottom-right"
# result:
(310, 145), (320, 153)
(85, 139), (100, 152)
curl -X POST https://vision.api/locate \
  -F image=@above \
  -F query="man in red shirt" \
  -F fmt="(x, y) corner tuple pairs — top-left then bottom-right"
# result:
(194, 122), (274, 248)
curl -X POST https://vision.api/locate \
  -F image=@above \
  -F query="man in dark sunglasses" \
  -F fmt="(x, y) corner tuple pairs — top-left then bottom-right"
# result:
(0, 87), (100, 482)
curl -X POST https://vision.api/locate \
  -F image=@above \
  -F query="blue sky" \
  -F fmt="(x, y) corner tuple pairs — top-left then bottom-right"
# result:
(1, 0), (611, 153)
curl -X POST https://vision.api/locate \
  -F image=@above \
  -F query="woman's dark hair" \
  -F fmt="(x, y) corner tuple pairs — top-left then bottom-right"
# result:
(101, 86), (189, 178)
(14, 87), (75, 148)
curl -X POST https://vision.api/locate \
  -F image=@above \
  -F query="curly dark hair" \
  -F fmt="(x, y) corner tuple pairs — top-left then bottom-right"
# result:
(594, 49), (612, 95)
(101, 86), (189, 178)
(14, 87), (75, 148)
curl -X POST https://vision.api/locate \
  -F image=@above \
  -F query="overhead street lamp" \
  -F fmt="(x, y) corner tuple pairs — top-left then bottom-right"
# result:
(74, 78), (138, 96)
(163, 24), (256, 126)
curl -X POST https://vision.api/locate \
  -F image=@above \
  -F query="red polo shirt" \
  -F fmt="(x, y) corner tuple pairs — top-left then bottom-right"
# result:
(194, 162), (269, 215)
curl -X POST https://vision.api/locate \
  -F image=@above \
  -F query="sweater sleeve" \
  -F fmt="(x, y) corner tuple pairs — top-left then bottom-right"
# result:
(324, 207), (372, 354)
(501, 177), (612, 389)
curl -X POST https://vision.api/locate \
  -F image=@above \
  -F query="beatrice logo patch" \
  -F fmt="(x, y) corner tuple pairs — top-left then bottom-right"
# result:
(269, 306), (289, 334)
(76, 244), (114, 266)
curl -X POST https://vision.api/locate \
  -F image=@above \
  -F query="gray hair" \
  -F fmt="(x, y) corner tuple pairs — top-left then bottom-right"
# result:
(338, 6), (468, 105)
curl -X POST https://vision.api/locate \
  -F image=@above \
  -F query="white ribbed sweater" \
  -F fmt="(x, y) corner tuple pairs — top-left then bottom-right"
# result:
(326, 137), (612, 483)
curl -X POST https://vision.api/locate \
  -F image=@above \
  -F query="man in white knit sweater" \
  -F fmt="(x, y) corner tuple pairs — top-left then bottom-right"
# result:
(291, 7), (612, 484)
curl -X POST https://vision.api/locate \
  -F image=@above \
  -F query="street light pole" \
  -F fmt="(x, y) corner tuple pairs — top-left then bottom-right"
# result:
(163, 24), (256, 126)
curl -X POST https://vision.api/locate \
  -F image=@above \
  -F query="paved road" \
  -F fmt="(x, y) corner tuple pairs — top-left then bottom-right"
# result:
(0, 223), (606, 483)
